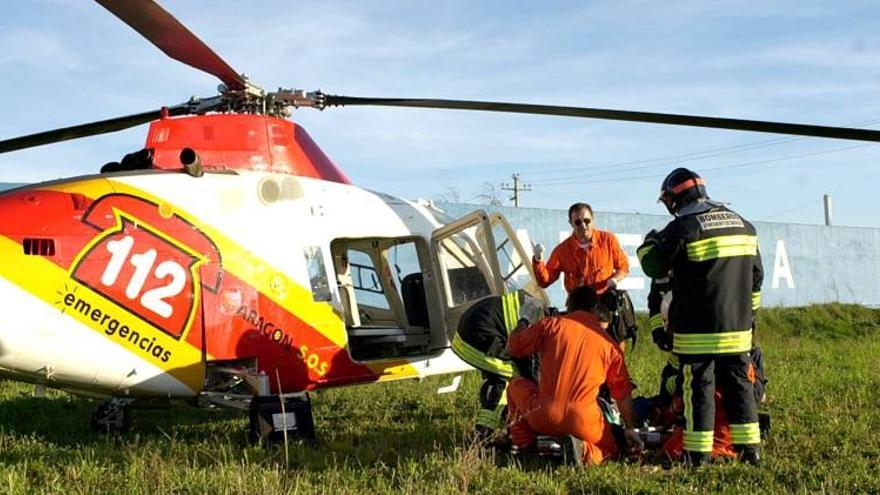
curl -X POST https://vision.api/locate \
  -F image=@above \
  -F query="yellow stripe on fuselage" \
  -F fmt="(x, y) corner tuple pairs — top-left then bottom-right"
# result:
(0, 235), (204, 391)
(367, 361), (423, 381)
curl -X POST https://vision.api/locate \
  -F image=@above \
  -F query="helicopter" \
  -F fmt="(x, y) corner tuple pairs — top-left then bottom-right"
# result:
(1, 0), (879, 439)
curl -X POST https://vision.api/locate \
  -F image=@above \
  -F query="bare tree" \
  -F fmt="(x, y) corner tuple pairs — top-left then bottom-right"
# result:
(471, 182), (504, 207)
(435, 186), (462, 203)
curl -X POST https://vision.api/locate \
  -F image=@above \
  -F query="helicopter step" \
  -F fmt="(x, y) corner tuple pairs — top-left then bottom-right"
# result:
(248, 392), (316, 445)
(199, 360), (317, 444)
(199, 359), (266, 410)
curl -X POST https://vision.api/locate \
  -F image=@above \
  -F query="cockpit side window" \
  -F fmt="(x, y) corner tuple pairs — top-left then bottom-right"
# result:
(303, 245), (331, 302)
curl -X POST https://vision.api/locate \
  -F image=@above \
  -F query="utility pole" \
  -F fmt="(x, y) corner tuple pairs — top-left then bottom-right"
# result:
(501, 173), (532, 207)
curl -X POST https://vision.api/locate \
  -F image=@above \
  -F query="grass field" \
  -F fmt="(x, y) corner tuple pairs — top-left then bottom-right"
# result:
(1, 304), (879, 494)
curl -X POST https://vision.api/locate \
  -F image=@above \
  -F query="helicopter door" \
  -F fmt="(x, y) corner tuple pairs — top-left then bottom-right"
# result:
(430, 210), (503, 334)
(487, 212), (550, 308)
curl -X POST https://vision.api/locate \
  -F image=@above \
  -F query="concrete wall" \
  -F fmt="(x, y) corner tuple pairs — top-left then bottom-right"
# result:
(437, 202), (880, 310)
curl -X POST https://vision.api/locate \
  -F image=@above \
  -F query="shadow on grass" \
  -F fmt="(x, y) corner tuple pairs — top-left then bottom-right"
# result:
(0, 391), (471, 474)
(0, 393), (687, 476)
(0, 394), (242, 447)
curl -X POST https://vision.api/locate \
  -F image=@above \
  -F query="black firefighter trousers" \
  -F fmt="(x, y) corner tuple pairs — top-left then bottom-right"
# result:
(679, 352), (761, 462)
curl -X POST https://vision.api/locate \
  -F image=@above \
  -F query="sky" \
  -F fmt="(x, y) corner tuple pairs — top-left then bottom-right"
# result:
(1, 0), (879, 227)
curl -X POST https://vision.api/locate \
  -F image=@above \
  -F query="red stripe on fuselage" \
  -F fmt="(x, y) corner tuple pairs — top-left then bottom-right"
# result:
(0, 188), (384, 392)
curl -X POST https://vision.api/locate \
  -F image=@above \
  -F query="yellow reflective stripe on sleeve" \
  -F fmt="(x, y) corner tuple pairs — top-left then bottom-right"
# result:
(683, 430), (714, 452)
(502, 292), (520, 334)
(636, 243), (654, 262)
(664, 372), (678, 397)
(451, 333), (513, 378)
(649, 314), (664, 330)
(476, 408), (502, 429)
(673, 330), (752, 354)
(686, 235), (757, 262)
(752, 291), (762, 310)
(730, 423), (762, 444)
(477, 383), (509, 429)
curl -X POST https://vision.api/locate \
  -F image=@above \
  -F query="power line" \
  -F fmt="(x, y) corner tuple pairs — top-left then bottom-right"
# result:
(535, 143), (874, 187)
(529, 135), (802, 179)
(763, 198), (823, 221)
(529, 138), (803, 184)
(525, 118), (880, 181)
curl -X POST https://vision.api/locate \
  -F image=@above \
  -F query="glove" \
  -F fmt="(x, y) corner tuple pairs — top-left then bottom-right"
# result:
(652, 327), (672, 351)
(624, 428), (645, 455)
(533, 243), (545, 262)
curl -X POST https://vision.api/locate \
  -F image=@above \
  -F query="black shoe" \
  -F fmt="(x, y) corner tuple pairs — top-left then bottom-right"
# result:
(758, 412), (771, 438)
(561, 435), (586, 466)
(685, 451), (711, 468)
(511, 442), (539, 458)
(739, 446), (761, 466)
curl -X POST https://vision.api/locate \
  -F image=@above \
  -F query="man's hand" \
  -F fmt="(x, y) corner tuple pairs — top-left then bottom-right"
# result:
(605, 277), (618, 292)
(624, 428), (645, 455)
(533, 243), (545, 262)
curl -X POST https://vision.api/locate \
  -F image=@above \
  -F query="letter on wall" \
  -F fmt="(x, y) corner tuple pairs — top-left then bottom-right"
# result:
(772, 239), (795, 289)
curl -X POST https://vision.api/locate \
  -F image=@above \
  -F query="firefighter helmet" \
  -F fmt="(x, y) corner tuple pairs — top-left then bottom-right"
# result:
(659, 168), (708, 215)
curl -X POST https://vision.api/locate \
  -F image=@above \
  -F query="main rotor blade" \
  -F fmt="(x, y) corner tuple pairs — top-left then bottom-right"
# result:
(0, 106), (189, 154)
(95, 0), (246, 91)
(323, 95), (880, 143)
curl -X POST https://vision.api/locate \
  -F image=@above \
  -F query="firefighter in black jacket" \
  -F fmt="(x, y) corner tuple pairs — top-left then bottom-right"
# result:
(451, 290), (544, 441)
(638, 168), (764, 466)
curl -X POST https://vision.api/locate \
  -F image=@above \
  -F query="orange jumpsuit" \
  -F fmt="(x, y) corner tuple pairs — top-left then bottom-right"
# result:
(507, 311), (634, 465)
(533, 230), (629, 295)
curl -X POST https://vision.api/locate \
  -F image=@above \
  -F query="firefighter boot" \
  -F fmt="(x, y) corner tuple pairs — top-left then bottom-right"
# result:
(685, 451), (711, 468)
(738, 445), (761, 466)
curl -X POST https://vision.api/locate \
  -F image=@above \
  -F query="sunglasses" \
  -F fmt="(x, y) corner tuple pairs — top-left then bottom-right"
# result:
(572, 218), (592, 227)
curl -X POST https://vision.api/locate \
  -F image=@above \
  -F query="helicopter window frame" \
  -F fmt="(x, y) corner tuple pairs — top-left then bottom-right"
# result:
(430, 211), (502, 310)
(435, 233), (495, 307)
(488, 213), (550, 307)
(330, 236), (433, 331)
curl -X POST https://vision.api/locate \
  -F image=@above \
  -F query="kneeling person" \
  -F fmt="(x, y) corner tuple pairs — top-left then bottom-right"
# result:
(506, 286), (643, 465)
(451, 290), (544, 441)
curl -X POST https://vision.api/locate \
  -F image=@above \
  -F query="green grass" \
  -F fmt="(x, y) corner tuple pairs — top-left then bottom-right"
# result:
(1, 303), (879, 494)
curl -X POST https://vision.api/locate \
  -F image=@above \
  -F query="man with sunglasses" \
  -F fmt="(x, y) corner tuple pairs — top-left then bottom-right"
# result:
(532, 202), (629, 296)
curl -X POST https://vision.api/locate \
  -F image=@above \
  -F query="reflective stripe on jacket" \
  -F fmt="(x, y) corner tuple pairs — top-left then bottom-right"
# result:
(451, 292), (523, 375)
(637, 204), (763, 355)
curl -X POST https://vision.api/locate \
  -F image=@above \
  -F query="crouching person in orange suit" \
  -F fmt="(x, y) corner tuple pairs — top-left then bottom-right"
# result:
(506, 286), (644, 465)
